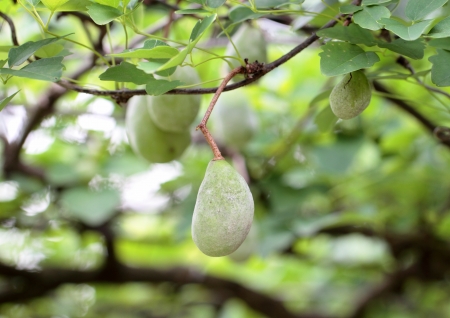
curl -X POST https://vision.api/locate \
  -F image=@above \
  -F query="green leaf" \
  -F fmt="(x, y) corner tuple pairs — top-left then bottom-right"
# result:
(427, 16), (450, 38)
(206, 0), (225, 8)
(54, 0), (90, 11)
(316, 24), (377, 46)
(319, 42), (380, 77)
(377, 38), (425, 59)
(145, 79), (183, 95)
(314, 106), (338, 132)
(229, 6), (265, 24)
(353, 5), (391, 31)
(99, 62), (155, 84)
(0, 60), (7, 68)
(429, 38), (450, 50)
(60, 187), (120, 226)
(96, 0), (120, 7)
(0, 91), (19, 112)
(0, 56), (64, 81)
(108, 46), (179, 59)
(34, 43), (65, 58)
(157, 14), (216, 72)
(8, 37), (64, 66)
(143, 39), (169, 49)
(362, 0), (393, 5)
(340, 4), (363, 14)
(189, 14), (216, 42)
(41, 0), (69, 10)
(405, 0), (448, 21)
(175, 8), (210, 14)
(137, 61), (176, 76)
(27, 0), (41, 6)
(379, 18), (433, 41)
(87, 3), (122, 25)
(255, 0), (304, 8)
(429, 49), (450, 86)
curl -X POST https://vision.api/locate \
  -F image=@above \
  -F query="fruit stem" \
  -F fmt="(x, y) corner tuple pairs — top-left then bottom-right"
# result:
(197, 66), (245, 160)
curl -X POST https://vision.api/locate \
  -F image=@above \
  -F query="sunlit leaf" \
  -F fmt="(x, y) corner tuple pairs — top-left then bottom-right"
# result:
(379, 18), (432, 41)
(353, 5), (391, 31)
(405, 0), (448, 21)
(378, 38), (425, 59)
(41, 0), (69, 10)
(107, 47), (179, 59)
(8, 37), (65, 66)
(319, 42), (380, 76)
(145, 79), (183, 95)
(316, 24), (377, 46)
(0, 57), (65, 81)
(99, 62), (155, 84)
(427, 16), (450, 38)
(0, 90), (19, 112)
(429, 49), (450, 86)
(87, 3), (122, 25)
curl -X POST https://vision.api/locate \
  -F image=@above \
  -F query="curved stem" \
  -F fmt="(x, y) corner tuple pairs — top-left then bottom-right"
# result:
(196, 66), (245, 160)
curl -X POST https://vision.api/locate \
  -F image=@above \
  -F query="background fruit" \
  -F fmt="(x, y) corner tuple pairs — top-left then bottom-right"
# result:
(192, 159), (254, 257)
(148, 67), (202, 133)
(125, 95), (191, 163)
(223, 23), (267, 79)
(329, 70), (372, 120)
(212, 90), (258, 149)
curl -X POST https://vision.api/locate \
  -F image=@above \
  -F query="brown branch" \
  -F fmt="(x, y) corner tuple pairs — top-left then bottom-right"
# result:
(372, 81), (450, 148)
(0, 261), (331, 318)
(0, 11), (19, 46)
(196, 66), (247, 160)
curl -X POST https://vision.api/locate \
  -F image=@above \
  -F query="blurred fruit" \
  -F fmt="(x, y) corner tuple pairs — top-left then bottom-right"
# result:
(125, 95), (190, 163)
(212, 90), (257, 149)
(148, 67), (202, 133)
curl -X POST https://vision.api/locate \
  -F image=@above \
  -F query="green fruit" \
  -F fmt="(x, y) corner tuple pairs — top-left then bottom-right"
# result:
(192, 159), (254, 257)
(329, 70), (372, 120)
(223, 23), (267, 79)
(148, 67), (202, 133)
(125, 95), (190, 163)
(228, 223), (258, 262)
(212, 90), (257, 149)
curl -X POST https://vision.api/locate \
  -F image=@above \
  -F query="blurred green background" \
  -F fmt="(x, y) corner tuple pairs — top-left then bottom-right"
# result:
(1, 1), (450, 317)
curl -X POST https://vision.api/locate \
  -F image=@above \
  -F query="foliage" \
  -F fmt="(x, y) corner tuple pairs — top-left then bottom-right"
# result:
(1, 0), (450, 317)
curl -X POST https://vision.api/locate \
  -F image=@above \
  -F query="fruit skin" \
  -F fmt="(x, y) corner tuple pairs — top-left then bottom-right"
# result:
(125, 95), (190, 163)
(329, 70), (372, 120)
(192, 159), (254, 257)
(223, 23), (267, 79)
(148, 67), (201, 133)
(212, 91), (257, 149)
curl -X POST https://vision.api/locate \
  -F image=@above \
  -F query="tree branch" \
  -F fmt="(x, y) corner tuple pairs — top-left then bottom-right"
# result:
(0, 262), (331, 318)
(58, 0), (364, 98)
(0, 11), (19, 46)
(372, 81), (450, 148)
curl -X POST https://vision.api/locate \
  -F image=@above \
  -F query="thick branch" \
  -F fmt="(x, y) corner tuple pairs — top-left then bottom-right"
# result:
(0, 262), (330, 318)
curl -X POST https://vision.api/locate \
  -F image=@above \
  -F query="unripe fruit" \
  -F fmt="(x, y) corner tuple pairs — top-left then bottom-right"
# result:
(192, 159), (254, 257)
(223, 23), (267, 79)
(329, 70), (372, 120)
(148, 67), (201, 133)
(125, 95), (190, 163)
(212, 91), (257, 149)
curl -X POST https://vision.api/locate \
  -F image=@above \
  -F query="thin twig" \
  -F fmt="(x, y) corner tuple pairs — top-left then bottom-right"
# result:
(196, 66), (246, 160)
(373, 81), (450, 148)
(0, 11), (19, 46)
